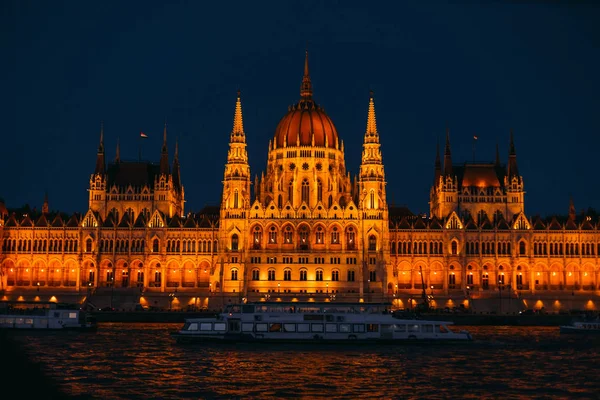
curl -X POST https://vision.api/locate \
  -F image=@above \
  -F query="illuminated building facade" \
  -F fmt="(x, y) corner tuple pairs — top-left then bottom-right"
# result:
(1, 52), (599, 310)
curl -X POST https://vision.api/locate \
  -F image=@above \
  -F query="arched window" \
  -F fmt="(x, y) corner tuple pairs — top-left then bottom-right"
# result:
(347, 227), (355, 249)
(284, 226), (293, 244)
(231, 269), (238, 281)
(316, 269), (323, 281)
(269, 226), (277, 244)
(451, 241), (458, 255)
(253, 226), (261, 249)
(368, 235), (377, 251)
(278, 194), (282, 208)
(315, 226), (324, 244)
(299, 226), (309, 249)
(300, 269), (307, 281)
(519, 241), (526, 256)
(231, 234), (239, 251)
(86, 238), (92, 252)
(332, 270), (339, 281)
(153, 239), (159, 253)
(317, 179), (323, 202)
(370, 190), (375, 209)
(302, 179), (310, 205)
(252, 269), (260, 280)
(284, 269), (291, 281)
(288, 180), (294, 205)
(328, 194), (333, 208)
(234, 190), (239, 209)
(268, 269), (275, 281)
(331, 227), (339, 244)
(154, 270), (162, 286)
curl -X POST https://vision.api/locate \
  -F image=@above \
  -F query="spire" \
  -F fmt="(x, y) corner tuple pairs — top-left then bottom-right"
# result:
(434, 138), (441, 184)
(300, 50), (313, 99)
(569, 197), (576, 221)
(94, 122), (106, 174)
(231, 90), (245, 143)
(172, 138), (181, 190)
(507, 129), (519, 178)
(160, 122), (169, 175)
(115, 138), (120, 163)
(495, 143), (501, 167)
(42, 191), (49, 215)
(443, 128), (453, 177)
(364, 90), (379, 143)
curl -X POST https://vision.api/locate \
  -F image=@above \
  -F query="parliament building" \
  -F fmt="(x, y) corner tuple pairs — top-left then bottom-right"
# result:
(1, 53), (599, 311)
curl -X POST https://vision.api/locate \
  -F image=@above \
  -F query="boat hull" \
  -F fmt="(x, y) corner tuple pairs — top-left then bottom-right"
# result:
(560, 326), (600, 334)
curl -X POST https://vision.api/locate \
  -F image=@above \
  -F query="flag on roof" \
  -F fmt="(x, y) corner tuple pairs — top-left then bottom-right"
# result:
(140, 132), (148, 138)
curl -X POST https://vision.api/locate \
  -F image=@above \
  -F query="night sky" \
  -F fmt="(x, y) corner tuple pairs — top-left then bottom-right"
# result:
(3, 1), (600, 217)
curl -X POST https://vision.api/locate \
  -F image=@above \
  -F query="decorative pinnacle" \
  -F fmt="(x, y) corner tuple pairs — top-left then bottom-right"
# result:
(365, 90), (378, 142)
(300, 50), (313, 99)
(231, 90), (245, 142)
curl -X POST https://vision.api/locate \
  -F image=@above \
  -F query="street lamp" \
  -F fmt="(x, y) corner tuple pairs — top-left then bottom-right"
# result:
(498, 278), (503, 314)
(37, 282), (40, 292)
(326, 282), (329, 294)
(169, 292), (175, 311)
(278, 282), (280, 293)
(110, 277), (115, 310)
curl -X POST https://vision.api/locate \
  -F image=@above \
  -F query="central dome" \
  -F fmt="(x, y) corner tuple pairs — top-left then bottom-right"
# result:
(273, 52), (339, 149)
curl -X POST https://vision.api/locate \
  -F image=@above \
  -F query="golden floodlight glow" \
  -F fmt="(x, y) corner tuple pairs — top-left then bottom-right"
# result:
(17, 296), (25, 301)
(552, 272), (556, 276)
(585, 300), (595, 310)
(10, 268), (13, 272)
(25, 269), (29, 272)
(535, 300), (544, 309)
(41, 269), (44, 272)
(568, 272), (572, 276)
(49, 296), (58, 302)
(291, 298), (298, 302)
(537, 272), (541, 276)
(34, 296), (41, 301)
(72, 269), (75, 273)
(188, 270), (192, 273)
(585, 272), (588, 276)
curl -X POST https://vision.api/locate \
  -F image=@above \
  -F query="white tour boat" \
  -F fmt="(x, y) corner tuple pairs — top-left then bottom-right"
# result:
(560, 318), (600, 335)
(171, 302), (472, 344)
(0, 301), (97, 331)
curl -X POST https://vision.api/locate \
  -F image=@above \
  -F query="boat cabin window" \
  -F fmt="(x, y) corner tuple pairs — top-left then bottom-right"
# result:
(242, 323), (254, 332)
(256, 323), (268, 332)
(408, 324), (420, 332)
(242, 305), (255, 313)
(187, 322), (198, 331)
(312, 323), (324, 332)
(353, 324), (365, 333)
(394, 324), (406, 332)
(284, 323), (296, 332)
(269, 323), (282, 332)
(423, 324), (434, 333)
(214, 323), (226, 331)
(326, 324), (337, 333)
(436, 325), (449, 333)
(366, 324), (379, 333)
(297, 323), (310, 332)
(201, 323), (212, 331)
(339, 324), (351, 333)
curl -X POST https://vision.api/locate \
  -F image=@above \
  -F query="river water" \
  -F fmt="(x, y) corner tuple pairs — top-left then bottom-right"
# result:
(10, 323), (600, 399)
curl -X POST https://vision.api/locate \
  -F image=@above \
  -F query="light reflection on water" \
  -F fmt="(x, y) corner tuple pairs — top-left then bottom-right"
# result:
(13, 323), (600, 399)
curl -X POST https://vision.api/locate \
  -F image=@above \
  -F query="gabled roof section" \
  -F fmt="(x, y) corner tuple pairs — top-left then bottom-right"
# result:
(103, 213), (115, 228)
(532, 217), (546, 230)
(580, 219), (594, 230)
(20, 215), (33, 227)
(51, 214), (64, 227)
(496, 217), (510, 230)
(480, 218), (493, 230)
(118, 212), (132, 228)
(183, 215), (197, 228)
(4, 214), (18, 227)
(464, 219), (478, 230)
(413, 217), (427, 229)
(66, 214), (80, 227)
(397, 217), (412, 229)
(134, 213), (147, 228)
(429, 217), (443, 230)
(445, 211), (464, 230)
(148, 210), (165, 228)
(565, 218), (578, 230)
(548, 217), (562, 230)
(81, 210), (100, 228)
(168, 214), (182, 228)
(35, 214), (49, 227)
(512, 212), (531, 230)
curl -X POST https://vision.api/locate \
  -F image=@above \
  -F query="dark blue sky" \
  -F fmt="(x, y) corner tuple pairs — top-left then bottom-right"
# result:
(3, 1), (599, 217)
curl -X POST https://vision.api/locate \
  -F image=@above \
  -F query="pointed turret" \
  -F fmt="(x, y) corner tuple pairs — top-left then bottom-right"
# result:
(42, 191), (49, 214)
(231, 90), (245, 143)
(115, 138), (120, 163)
(443, 129), (453, 177)
(172, 138), (181, 191)
(434, 139), (441, 185)
(364, 90), (379, 144)
(300, 50), (313, 100)
(160, 122), (169, 175)
(507, 129), (519, 178)
(569, 197), (576, 221)
(94, 122), (106, 174)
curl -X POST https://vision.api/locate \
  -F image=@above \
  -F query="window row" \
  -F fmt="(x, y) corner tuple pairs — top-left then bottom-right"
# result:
(3, 238), (79, 253)
(231, 269), (365, 282)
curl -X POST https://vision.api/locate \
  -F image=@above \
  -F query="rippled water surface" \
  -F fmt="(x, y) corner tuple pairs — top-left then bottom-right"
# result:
(13, 323), (600, 399)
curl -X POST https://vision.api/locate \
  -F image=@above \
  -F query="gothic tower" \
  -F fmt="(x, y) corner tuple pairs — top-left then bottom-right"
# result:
(358, 91), (389, 297)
